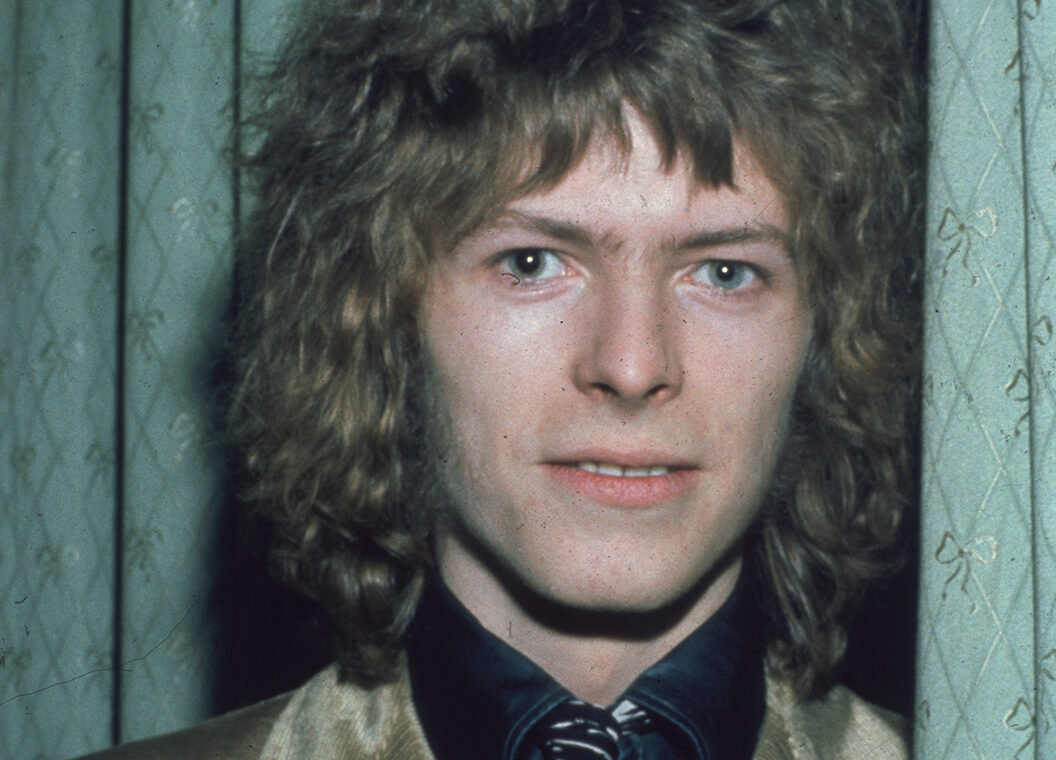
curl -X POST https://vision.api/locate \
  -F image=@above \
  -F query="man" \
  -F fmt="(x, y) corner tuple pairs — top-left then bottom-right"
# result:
(86, 0), (921, 757)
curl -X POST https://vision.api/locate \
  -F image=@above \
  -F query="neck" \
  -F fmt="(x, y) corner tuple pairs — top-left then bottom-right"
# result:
(438, 546), (743, 706)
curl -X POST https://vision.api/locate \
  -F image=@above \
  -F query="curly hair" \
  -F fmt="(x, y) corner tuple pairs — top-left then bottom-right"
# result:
(231, 0), (924, 698)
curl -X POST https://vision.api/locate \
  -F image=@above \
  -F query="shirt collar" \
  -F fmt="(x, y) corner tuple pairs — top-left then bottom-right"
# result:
(405, 567), (765, 760)
(621, 566), (766, 759)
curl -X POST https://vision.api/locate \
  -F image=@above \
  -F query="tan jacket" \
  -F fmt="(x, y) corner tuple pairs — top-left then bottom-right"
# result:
(82, 664), (908, 760)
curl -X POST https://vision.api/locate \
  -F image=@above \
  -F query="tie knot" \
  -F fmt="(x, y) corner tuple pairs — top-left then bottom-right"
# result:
(537, 698), (653, 759)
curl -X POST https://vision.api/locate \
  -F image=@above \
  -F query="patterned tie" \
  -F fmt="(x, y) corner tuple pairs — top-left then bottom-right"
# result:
(537, 697), (653, 759)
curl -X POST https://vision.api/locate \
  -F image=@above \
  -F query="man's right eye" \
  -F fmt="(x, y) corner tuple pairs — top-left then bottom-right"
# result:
(499, 248), (565, 281)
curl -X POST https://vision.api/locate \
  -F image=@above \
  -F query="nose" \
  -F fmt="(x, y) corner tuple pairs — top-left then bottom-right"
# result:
(571, 279), (682, 405)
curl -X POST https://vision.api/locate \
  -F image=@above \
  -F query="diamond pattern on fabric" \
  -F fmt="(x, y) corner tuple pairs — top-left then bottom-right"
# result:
(118, 0), (236, 743)
(919, 0), (1056, 758)
(1, 3), (121, 759)
(1019, 2), (1056, 755)
(2, 0), (252, 755)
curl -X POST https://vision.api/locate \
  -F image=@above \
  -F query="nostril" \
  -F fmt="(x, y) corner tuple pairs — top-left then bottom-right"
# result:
(570, 287), (683, 403)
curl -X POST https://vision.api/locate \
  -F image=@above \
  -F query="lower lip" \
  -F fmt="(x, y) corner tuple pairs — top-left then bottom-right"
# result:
(544, 464), (697, 507)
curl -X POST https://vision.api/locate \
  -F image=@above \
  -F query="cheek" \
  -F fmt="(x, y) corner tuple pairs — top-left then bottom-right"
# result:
(694, 327), (808, 462)
(424, 299), (566, 444)
(421, 338), (535, 518)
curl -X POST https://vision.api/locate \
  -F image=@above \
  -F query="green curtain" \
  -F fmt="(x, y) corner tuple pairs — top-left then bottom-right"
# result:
(1, 1), (292, 758)
(2, 3), (121, 758)
(917, 0), (1056, 758)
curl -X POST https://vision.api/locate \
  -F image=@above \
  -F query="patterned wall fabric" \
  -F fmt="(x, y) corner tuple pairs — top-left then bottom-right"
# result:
(119, 0), (236, 741)
(1, 1), (292, 757)
(2, 3), (123, 759)
(1020, 4), (1056, 754)
(917, 0), (1056, 758)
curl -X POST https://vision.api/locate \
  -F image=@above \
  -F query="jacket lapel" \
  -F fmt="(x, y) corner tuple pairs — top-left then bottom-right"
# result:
(260, 664), (434, 760)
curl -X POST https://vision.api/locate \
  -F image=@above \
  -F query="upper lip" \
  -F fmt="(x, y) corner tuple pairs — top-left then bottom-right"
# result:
(545, 448), (698, 469)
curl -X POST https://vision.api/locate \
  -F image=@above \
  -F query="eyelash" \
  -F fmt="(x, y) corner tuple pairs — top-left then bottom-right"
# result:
(689, 260), (763, 293)
(494, 249), (765, 297)
(497, 248), (567, 285)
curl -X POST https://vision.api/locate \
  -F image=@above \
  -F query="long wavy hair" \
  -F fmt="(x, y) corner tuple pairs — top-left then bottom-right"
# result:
(231, 0), (924, 699)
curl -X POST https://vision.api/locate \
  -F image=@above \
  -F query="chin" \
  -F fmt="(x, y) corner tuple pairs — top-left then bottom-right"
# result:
(539, 572), (692, 613)
(512, 546), (741, 629)
(437, 504), (749, 635)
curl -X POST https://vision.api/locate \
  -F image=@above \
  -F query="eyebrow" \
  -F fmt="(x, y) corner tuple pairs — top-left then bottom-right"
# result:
(489, 211), (787, 254)
(493, 211), (596, 248)
(677, 225), (787, 250)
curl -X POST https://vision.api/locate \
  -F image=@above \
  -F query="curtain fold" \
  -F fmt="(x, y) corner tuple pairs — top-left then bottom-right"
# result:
(118, 0), (237, 741)
(1, 1), (294, 757)
(2, 3), (121, 758)
(1020, 4), (1056, 754)
(917, 0), (1056, 757)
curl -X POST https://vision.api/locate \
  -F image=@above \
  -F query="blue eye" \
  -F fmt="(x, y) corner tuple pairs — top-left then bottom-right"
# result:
(692, 260), (758, 291)
(501, 249), (565, 281)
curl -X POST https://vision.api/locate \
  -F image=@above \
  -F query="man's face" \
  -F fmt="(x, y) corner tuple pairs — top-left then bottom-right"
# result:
(419, 111), (812, 619)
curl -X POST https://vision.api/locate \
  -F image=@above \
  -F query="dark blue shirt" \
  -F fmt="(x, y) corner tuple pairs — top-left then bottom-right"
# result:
(405, 568), (766, 760)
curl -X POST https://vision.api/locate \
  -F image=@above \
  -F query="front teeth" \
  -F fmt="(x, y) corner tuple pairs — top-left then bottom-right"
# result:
(576, 462), (669, 477)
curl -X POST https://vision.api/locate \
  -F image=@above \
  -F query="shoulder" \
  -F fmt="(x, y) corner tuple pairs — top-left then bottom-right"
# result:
(754, 678), (909, 760)
(260, 663), (432, 759)
(76, 663), (433, 760)
(76, 692), (292, 760)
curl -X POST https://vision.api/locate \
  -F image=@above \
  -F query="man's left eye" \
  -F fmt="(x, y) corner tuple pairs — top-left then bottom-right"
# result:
(500, 248), (565, 281)
(691, 260), (758, 291)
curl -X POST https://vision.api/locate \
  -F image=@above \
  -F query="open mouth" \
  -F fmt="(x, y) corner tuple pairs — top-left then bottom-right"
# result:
(573, 462), (671, 477)
(545, 460), (697, 507)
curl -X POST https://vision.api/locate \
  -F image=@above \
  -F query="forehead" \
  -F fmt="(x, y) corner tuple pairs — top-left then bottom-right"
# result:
(467, 110), (787, 250)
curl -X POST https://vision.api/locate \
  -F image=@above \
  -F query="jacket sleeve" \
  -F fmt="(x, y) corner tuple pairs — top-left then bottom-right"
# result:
(756, 678), (909, 760)
(75, 693), (292, 760)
